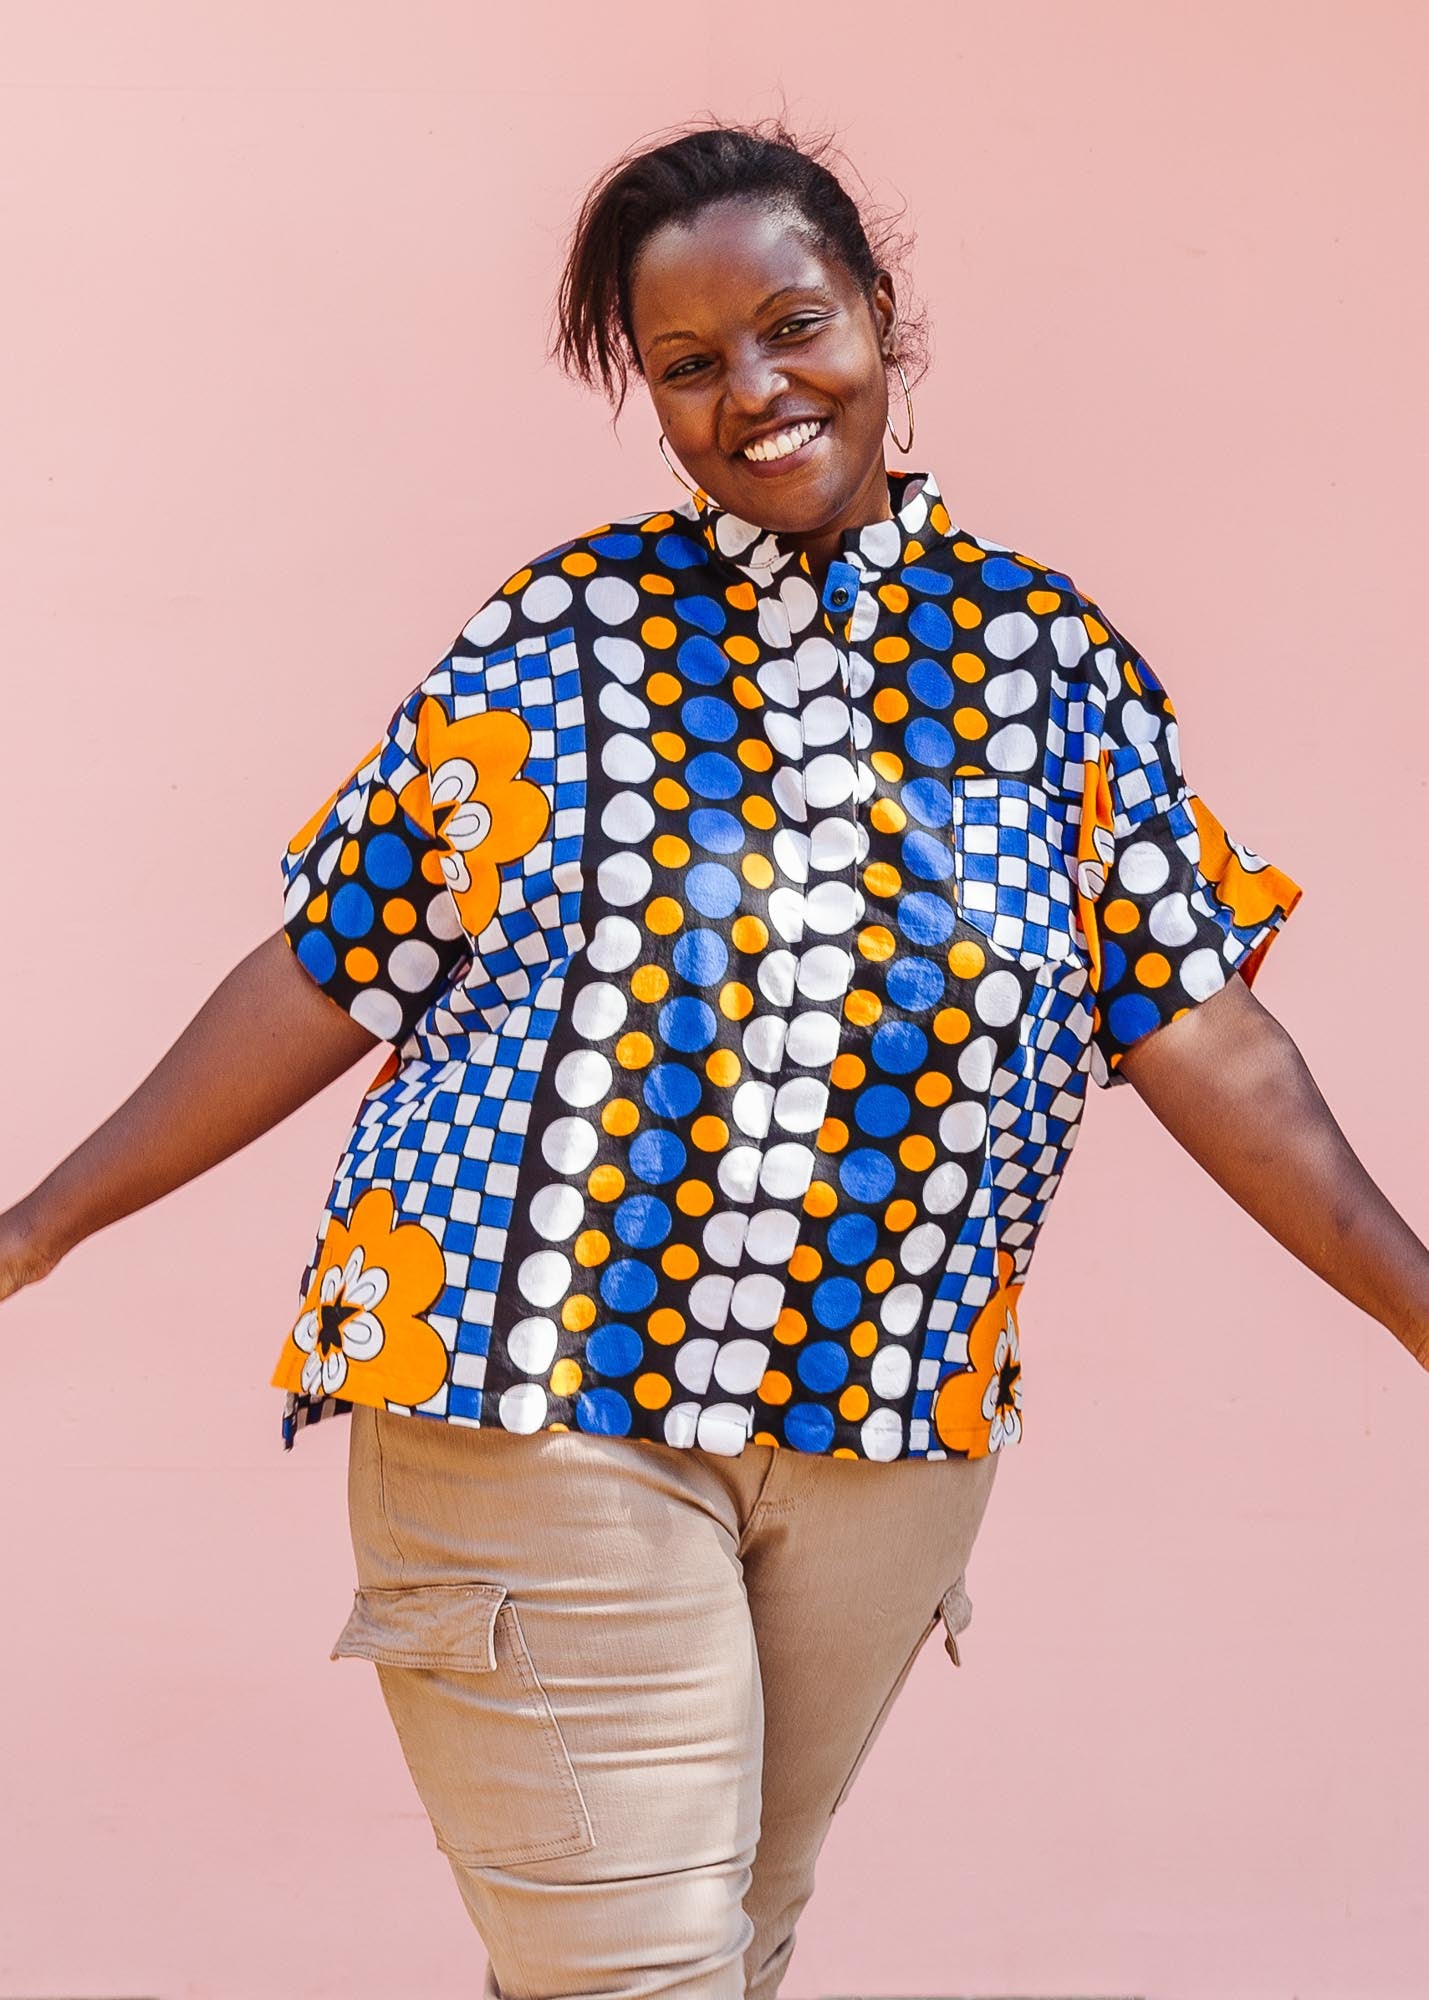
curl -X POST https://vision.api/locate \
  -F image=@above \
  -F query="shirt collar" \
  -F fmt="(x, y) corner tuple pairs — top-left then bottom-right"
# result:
(674, 466), (957, 584)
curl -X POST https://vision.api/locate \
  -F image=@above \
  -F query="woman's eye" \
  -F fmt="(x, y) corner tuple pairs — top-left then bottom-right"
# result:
(666, 357), (706, 381)
(775, 316), (821, 337)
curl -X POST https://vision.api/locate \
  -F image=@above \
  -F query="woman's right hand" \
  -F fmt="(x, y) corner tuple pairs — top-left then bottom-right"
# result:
(0, 1201), (65, 1304)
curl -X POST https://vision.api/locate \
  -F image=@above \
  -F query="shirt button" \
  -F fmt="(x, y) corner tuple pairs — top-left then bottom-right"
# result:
(830, 586), (851, 607)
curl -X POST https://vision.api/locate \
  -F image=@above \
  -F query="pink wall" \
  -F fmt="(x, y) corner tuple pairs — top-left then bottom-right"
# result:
(4, 4), (1427, 1995)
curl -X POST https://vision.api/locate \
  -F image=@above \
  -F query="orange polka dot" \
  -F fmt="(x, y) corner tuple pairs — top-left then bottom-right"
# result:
(732, 915), (768, 953)
(635, 1372), (673, 1407)
(344, 947), (378, 982)
(1134, 951), (1172, 987)
(654, 778), (689, 811)
(803, 1180), (838, 1218)
(652, 731), (685, 761)
(574, 1230), (610, 1267)
(873, 635), (910, 663)
(934, 1007), (971, 1044)
(742, 853), (774, 889)
(691, 1115), (729, 1151)
(884, 1199), (917, 1232)
(588, 1165), (625, 1202)
(562, 1294), (596, 1331)
(839, 1385), (870, 1421)
(647, 1309), (684, 1345)
(774, 1307), (807, 1346)
(1027, 588), (1061, 613)
(817, 1117), (849, 1152)
(870, 749), (904, 781)
(720, 982), (754, 1019)
(382, 897), (417, 934)
(724, 634), (760, 665)
(953, 707), (988, 738)
(865, 1258), (895, 1294)
(340, 839), (361, 876)
(873, 688), (909, 722)
(864, 861), (901, 899)
(503, 567), (533, 595)
(870, 797), (906, 834)
(662, 1243), (699, 1281)
(646, 672), (682, 706)
(760, 1370), (793, 1406)
(858, 925), (896, 961)
(915, 1071), (953, 1106)
(738, 739), (773, 772)
(742, 797), (775, 831)
(652, 834), (691, 868)
(642, 616), (677, 648)
(952, 649), (986, 680)
(731, 675), (762, 708)
(615, 1032), (653, 1069)
(705, 1050), (740, 1088)
(1103, 898), (1142, 935)
(307, 891), (329, 924)
(602, 1098), (639, 1136)
(561, 551), (597, 576)
(899, 1135), (935, 1172)
(830, 1052), (865, 1090)
(850, 1320), (878, 1357)
(369, 791), (396, 824)
(640, 572), (674, 596)
(550, 1358), (582, 1396)
(878, 583), (910, 613)
(788, 1244), (823, 1284)
(631, 964), (669, 1003)
(844, 989), (882, 1026)
(947, 939), (986, 979)
(676, 1180), (713, 1217)
(725, 581), (756, 611)
(645, 897), (684, 935)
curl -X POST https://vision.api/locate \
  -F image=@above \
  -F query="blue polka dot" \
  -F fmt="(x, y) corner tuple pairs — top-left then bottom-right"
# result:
(811, 1277), (862, 1330)
(902, 777), (952, 828)
(659, 996), (717, 1052)
(827, 1213), (878, 1266)
(628, 1128), (687, 1183)
(904, 717), (956, 767)
(797, 1340), (850, 1392)
(900, 564), (953, 596)
(676, 635), (729, 685)
(330, 882), (374, 939)
(1108, 992), (1162, 1047)
(982, 556), (1034, 591)
(584, 1323), (644, 1377)
(656, 533), (708, 570)
(686, 753), (742, 800)
(675, 595), (727, 635)
(590, 533), (644, 561)
(838, 1148), (896, 1203)
(681, 697), (738, 743)
(687, 809), (744, 855)
(685, 863), (741, 919)
(785, 1403), (837, 1453)
(614, 1195), (672, 1249)
(1098, 939), (1128, 990)
(871, 1021), (927, 1074)
(364, 831), (413, 889)
(907, 659), (954, 710)
(909, 602), (954, 651)
(902, 831), (954, 882)
(856, 1085), (909, 1138)
(644, 1064), (702, 1119)
(898, 892), (956, 946)
(600, 1259), (658, 1312)
(296, 930), (336, 984)
(673, 929), (728, 985)
(886, 957), (945, 1011)
(576, 1388), (633, 1435)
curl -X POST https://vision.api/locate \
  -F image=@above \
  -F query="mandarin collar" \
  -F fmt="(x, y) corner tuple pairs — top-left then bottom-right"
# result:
(674, 467), (957, 585)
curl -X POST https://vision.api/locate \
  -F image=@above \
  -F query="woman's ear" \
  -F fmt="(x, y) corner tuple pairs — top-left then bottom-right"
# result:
(871, 269), (899, 356)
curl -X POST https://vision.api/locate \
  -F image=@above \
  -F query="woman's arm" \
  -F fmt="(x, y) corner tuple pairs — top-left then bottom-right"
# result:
(0, 930), (381, 1302)
(1118, 972), (1429, 1365)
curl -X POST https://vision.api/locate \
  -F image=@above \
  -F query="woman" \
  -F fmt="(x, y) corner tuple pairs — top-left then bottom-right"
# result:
(4, 118), (1426, 1999)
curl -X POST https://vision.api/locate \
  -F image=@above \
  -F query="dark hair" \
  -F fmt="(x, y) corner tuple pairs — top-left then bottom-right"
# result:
(549, 113), (931, 420)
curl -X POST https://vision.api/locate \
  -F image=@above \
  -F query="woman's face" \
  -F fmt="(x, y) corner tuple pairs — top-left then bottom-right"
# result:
(628, 201), (898, 542)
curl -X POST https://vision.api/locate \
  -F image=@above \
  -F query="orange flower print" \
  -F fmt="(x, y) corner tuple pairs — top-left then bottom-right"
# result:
(932, 1249), (1024, 1457)
(404, 698), (550, 938)
(284, 739), (382, 860)
(1190, 794), (1305, 936)
(271, 1187), (449, 1409)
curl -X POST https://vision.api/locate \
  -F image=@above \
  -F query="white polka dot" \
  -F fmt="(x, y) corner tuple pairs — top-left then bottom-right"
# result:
(463, 599), (512, 647)
(956, 1035), (1000, 1093)
(674, 1335), (717, 1393)
(983, 723), (1038, 773)
(984, 610), (1037, 660)
(939, 1101), (988, 1154)
(764, 712), (805, 760)
(804, 880), (862, 934)
(808, 817), (859, 870)
(593, 635), (645, 683)
(387, 938), (441, 995)
(697, 1404), (754, 1455)
(702, 1211), (749, 1266)
(571, 980), (627, 1042)
(899, 1223), (947, 1274)
(713, 1338), (770, 1393)
(732, 1080), (775, 1137)
(772, 828), (811, 883)
(770, 767), (810, 823)
(350, 989), (403, 1042)
(600, 732), (655, 783)
(1180, 947), (1228, 1002)
(804, 753), (857, 810)
(717, 1146), (763, 1203)
(529, 1183), (584, 1241)
(507, 1315), (559, 1374)
(542, 1115), (598, 1174)
(601, 790), (656, 844)
(757, 659), (799, 706)
(773, 1075), (828, 1133)
(757, 950), (798, 1006)
(731, 1273), (783, 1330)
(1119, 840), (1171, 895)
(759, 1142), (816, 1201)
(745, 1210), (800, 1264)
(922, 1160), (970, 1213)
(688, 1276), (734, 1330)
(801, 695), (852, 746)
(598, 682), (649, 731)
(584, 575), (640, 625)
(597, 850), (652, 907)
(785, 1009), (840, 1067)
(868, 1345), (913, 1399)
(1148, 890), (1198, 949)
(973, 968), (1023, 1028)
(756, 594), (793, 647)
(1122, 701), (1163, 748)
(555, 1048), (612, 1108)
(517, 1251), (570, 1309)
(766, 887), (807, 943)
(985, 669), (1037, 717)
(499, 1381), (548, 1432)
(780, 575), (819, 633)
(663, 1400), (700, 1447)
(521, 574), (573, 623)
(797, 945), (855, 1001)
(284, 875), (310, 921)
(427, 892), (464, 941)
(1050, 613), (1089, 667)
(859, 518), (901, 566)
(879, 1284), (923, 1336)
(742, 1014), (789, 1073)
(860, 1406), (905, 1461)
(586, 915), (642, 972)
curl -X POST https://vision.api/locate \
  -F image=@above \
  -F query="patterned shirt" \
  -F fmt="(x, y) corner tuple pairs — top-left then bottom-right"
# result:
(271, 468), (1303, 1461)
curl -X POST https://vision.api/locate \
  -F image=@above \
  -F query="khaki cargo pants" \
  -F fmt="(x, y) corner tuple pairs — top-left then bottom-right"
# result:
(334, 1404), (1000, 2000)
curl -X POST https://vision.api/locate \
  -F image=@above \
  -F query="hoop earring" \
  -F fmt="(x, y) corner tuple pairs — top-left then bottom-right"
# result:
(658, 432), (701, 499)
(885, 355), (915, 454)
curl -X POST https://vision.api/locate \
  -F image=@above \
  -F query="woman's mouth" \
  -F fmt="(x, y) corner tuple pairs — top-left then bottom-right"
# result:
(736, 417), (829, 475)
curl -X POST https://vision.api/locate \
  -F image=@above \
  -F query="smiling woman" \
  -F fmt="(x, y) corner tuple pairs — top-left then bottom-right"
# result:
(5, 109), (1423, 2000)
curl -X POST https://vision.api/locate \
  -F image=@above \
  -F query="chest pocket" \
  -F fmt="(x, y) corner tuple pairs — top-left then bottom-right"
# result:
(949, 776), (1084, 974)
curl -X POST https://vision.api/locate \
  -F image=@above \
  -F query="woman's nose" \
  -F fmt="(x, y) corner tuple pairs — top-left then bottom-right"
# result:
(723, 351), (790, 411)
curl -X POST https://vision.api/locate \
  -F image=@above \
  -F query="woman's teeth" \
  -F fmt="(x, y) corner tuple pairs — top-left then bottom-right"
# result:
(741, 419), (823, 462)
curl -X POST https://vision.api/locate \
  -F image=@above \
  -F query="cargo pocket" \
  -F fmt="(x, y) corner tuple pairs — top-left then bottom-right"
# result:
(829, 1605), (942, 1817)
(938, 1571), (974, 1667)
(949, 775), (1084, 976)
(331, 1581), (596, 1868)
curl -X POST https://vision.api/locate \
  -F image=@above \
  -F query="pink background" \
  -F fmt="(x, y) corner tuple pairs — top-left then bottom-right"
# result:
(4, 4), (1427, 1995)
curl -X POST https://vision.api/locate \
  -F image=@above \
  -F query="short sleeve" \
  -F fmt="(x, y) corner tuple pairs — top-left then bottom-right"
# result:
(1070, 595), (1305, 1090)
(280, 679), (470, 1046)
